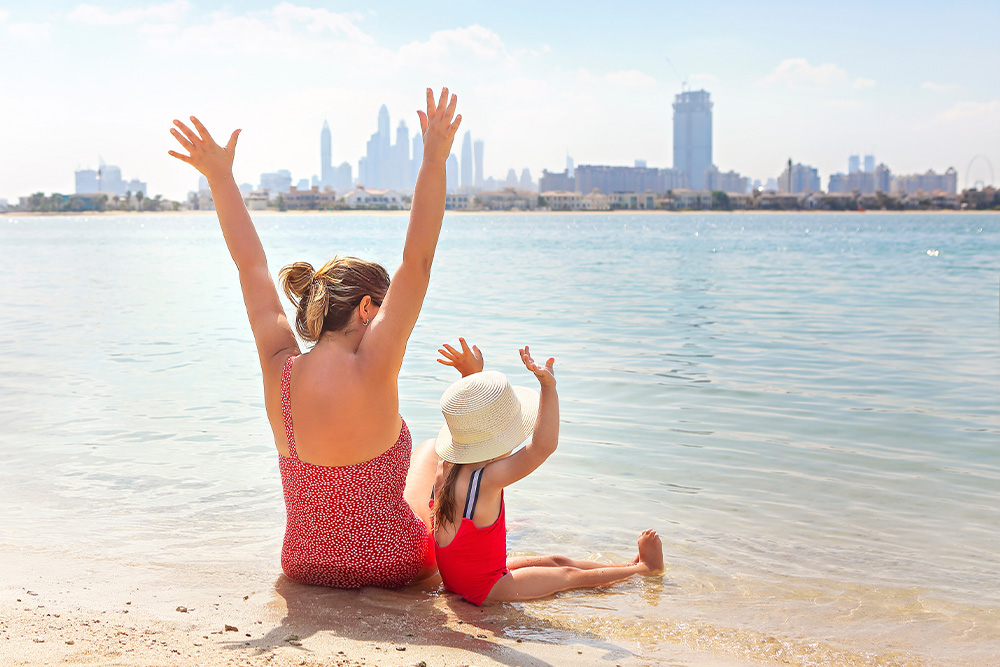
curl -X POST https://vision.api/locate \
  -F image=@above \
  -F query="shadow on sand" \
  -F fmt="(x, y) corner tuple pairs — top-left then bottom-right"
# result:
(220, 575), (636, 666)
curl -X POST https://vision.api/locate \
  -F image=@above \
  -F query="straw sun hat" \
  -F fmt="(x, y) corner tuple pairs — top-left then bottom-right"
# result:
(434, 371), (539, 464)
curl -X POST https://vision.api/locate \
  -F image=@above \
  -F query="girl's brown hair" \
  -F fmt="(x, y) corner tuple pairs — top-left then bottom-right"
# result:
(278, 256), (390, 342)
(432, 462), (464, 530)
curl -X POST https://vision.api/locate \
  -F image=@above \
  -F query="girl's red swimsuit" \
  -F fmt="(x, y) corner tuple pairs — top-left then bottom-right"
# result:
(278, 355), (432, 588)
(433, 467), (510, 605)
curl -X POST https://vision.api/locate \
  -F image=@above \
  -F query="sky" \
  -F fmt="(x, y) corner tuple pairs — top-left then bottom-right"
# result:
(1, 0), (998, 202)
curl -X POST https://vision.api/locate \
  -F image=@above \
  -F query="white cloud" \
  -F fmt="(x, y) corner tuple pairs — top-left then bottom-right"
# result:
(154, 6), (379, 62)
(577, 68), (656, 87)
(822, 99), (864, 109)
(853, 77), (876, 89)
(689, 72), (719, 85)
(761, 58), (848, 88)
(67, 0), (190, 26)
(271, 3), (371, 44)
(922, 81), (959, 93)
(938, 100), (1000, 122)
(398, 25), (512, 65)
(4, 22), (51, 41)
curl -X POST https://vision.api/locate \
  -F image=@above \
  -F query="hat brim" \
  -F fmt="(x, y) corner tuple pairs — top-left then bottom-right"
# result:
(434, 385), (540, 464)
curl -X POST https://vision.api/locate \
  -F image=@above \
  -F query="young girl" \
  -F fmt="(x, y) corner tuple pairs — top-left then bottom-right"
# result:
(430, 339), (664, 605)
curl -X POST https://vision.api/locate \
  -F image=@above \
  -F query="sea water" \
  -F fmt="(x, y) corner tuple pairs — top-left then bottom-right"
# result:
(1, 211), (998, 665)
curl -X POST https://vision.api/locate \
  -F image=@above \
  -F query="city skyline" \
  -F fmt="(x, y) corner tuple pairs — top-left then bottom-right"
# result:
(0, 0), (997, 202)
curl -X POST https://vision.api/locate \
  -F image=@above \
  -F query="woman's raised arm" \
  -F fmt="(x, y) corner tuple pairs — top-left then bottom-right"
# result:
(169, 117), (299, 370)
(360, 88), (462, 375)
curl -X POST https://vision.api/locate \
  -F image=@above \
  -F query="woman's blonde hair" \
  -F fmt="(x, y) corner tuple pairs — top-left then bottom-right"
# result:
(278, 256), (390, 341)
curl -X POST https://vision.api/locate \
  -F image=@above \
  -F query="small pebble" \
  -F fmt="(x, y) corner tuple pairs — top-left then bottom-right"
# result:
(176, 606), (188, 613)
(225, 625), (238, 632)
(396, 646), (406, 651)
(65, 640), (74, 645)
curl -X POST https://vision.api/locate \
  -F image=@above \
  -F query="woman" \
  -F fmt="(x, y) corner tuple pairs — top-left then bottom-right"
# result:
(168, 88), (461, 587)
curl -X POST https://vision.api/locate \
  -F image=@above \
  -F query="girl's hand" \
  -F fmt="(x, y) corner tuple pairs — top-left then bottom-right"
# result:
(520, 346), (555, 387)
(437, 337), (483, 377)
(168, 116), (240, 183)
(416, 87), (461, 165)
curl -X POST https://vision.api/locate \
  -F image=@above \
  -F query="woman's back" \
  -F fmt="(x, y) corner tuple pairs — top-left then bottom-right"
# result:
(278, 355), (430, 588)
(276, 343), (402, 466)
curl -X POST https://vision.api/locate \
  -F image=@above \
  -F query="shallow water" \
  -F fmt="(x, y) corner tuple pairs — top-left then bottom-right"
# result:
(1, 211), (998, 665)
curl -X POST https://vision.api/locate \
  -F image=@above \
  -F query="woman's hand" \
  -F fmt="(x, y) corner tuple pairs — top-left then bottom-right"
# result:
(437, 337), (483, 377)
(520, 346), (556, 387)
(168, 116), (240, 183)
(416, 87), (461, 165)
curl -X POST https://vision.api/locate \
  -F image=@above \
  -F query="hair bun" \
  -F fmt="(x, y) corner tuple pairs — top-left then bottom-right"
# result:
(278, 261), (315, 302)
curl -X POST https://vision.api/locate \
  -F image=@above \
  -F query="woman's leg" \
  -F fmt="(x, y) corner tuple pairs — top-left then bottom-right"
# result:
(489, 530), (663, 602)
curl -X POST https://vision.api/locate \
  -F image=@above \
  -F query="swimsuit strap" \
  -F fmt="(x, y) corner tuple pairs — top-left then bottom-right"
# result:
(462, 467), (485, 520)
(280, 355), (299, 460)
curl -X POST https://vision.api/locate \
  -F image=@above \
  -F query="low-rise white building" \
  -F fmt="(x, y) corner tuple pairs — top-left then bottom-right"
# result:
(475, 188), (538, 210)
(541, 190), (583, 210)
(581, 189), (610, 210)
(343, 186), (405, 209)
(671, 189), (713, 209)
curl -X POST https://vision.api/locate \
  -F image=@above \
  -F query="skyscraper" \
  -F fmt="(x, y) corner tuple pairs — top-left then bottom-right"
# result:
(672, 90), (713, 191)
(461, 131), (473, 191)
(864, 154), (875, 173)
(446, 154), (459, 193)
(474, 140), (484, 188)
(321, 120), (333, 187)
(848, 155), (860, 174)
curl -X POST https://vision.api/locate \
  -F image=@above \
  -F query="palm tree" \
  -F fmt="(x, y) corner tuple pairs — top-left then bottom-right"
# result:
(136, 191), (144, 212)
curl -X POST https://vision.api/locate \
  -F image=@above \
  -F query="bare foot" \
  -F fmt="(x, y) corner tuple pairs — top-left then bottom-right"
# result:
(637, 529), (664, 574)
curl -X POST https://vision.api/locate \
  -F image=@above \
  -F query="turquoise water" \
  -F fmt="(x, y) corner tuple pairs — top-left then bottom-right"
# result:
(1, 211), (998, 665)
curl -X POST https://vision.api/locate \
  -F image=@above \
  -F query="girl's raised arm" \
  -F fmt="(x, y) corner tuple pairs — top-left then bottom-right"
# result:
(359, 88), (462, 376)
(485, 347), (559, 489)
(168, 117), (299, 373)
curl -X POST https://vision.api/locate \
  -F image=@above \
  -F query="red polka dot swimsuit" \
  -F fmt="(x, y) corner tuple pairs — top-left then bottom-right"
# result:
(278, 355), (432, 588)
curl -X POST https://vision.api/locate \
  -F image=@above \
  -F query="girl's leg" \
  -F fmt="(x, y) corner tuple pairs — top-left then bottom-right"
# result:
(403, 438), (441, 585)
(488, 563), (647, 601)
(507, 529), (662, 572)
(403, 438), (438, 532)
(507, 555), (635, 571)
(489, 530), (663, 602)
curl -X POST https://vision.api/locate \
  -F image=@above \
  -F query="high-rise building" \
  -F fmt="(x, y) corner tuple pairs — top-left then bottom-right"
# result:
(446, 154), (458, 193)
(864, 154), (875, 173)
(412, 133), (423, 179)
(321, 120), (333, 186)
(474, 140), (484, 188)
(505, 169), (518, 187)
(394, 121), (410, 190)
(891, 168), (958, 195)
(829, 163), (892, 194)
(673, 90), (713, 191)
(460, 131), (473, 191)
(566, 155), (575, 178)
(75, 169), (99, 194)
(778, 162), (820, 194)
(519, 168), (534, 191)
(336, 162), (353, 192)
(849, 155), (860, 174)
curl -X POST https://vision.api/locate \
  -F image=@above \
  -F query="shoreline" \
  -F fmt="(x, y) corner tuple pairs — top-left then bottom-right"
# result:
(5, 208), (996, 217)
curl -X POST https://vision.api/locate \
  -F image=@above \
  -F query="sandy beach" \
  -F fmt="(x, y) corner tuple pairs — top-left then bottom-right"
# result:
(2, 548), (776, 667)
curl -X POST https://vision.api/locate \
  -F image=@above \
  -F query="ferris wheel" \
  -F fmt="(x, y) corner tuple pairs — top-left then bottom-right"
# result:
(965, 155), (995, 190)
